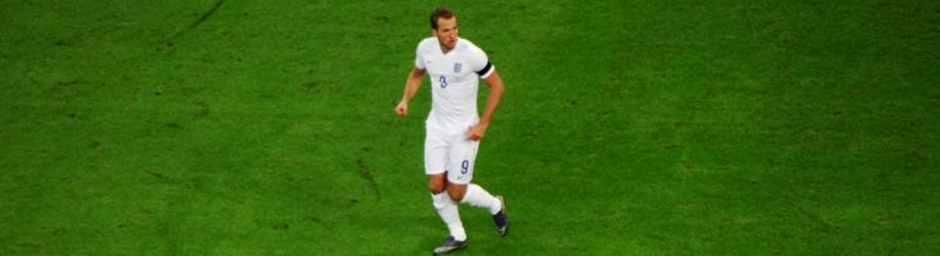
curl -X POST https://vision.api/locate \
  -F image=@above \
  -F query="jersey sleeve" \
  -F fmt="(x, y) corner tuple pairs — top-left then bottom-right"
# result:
(414, 48), (426, 70)
(414, 40), (427, 70)
(469, 46), (495, 79)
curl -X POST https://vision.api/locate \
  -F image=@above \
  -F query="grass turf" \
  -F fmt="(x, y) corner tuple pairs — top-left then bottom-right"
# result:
(2, 0), (938, 255)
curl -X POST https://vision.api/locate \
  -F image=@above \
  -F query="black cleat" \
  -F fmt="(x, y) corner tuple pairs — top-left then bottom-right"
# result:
(432, 236), (467, 255)
(493, 196), (510, 237)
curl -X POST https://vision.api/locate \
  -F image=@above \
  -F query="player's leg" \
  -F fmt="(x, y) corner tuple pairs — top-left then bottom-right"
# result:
(447, 181), (503, 220)
(429, 174), (466, 242)
(446, 137), (507, 233)
(425, 131), (467, 242)
(445, 181), (510, 236)
(430, 180), (469, 255)
(447, 182), (500, 215)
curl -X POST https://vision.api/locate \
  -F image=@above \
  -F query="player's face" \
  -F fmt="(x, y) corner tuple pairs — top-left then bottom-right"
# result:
(434, 17), (459, 52)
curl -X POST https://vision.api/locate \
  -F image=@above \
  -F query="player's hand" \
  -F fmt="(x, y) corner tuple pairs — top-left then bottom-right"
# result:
(468, 123), (488, 141)
(395, 101), (408, 116)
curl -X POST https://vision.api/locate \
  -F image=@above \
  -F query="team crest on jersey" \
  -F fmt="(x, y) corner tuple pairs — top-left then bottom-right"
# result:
(453, 63), (463, 73)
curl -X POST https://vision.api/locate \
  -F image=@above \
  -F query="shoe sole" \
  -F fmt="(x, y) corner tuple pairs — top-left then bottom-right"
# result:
(432, 244), (467, 255)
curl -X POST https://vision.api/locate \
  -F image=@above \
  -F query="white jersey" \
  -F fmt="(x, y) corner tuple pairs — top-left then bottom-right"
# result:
(415, 37), (495, 135)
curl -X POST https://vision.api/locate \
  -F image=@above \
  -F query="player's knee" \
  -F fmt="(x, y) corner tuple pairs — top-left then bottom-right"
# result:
(447, 187), (465, 202)
(427, 174), (447, 194)
(428, 183), (446, 194)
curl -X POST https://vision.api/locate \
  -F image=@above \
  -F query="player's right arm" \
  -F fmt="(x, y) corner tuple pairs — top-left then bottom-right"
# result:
(395, 67), (425, 116)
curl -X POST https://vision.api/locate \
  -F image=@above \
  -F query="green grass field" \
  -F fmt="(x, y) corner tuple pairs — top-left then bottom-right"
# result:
(2, 0), (939, 255)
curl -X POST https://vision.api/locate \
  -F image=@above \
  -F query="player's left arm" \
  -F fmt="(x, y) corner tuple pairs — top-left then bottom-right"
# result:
(469, 69), (504, 141)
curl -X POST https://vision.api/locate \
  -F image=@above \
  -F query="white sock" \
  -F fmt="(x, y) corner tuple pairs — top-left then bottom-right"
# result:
(431, 192), (466, 241)
(461, 184), (502, 215)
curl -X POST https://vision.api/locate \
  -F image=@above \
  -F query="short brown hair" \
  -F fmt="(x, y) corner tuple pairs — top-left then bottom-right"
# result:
(430, 7), (456, 29)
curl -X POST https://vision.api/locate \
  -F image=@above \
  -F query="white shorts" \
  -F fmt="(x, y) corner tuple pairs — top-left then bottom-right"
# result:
(424, 128), (480, 184)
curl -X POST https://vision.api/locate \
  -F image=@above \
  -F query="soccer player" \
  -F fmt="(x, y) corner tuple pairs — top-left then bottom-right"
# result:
(394, 6), (510, 255)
